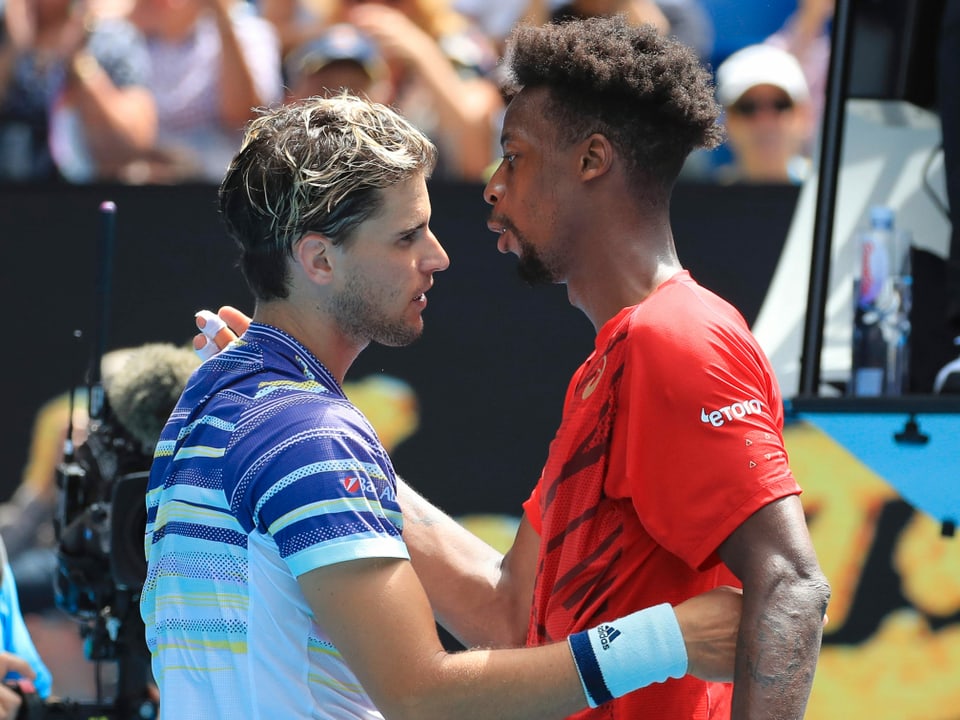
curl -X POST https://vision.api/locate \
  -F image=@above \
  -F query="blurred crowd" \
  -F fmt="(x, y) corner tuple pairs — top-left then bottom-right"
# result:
(0, 0), (833, 186)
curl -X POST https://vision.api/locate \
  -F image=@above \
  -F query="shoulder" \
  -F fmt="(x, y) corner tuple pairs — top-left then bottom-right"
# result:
(626, 274), (747, 339)
(87, 18), (151, 83)
(621, 276), (760, 373)
(88, 17), (148, 56)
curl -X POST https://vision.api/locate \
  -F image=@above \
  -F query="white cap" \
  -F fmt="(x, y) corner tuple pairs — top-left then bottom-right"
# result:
(715, 44), (810, 107)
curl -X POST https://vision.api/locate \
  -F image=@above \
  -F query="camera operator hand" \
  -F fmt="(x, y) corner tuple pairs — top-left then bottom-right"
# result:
(0, 652), (37, 720)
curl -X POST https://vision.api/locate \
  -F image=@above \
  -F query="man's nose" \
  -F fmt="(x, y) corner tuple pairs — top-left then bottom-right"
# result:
(483, 169), (503, 206)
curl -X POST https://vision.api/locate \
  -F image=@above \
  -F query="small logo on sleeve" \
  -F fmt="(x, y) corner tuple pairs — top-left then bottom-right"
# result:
(581, 355), (608, 400)
(700, 399), (763, 427)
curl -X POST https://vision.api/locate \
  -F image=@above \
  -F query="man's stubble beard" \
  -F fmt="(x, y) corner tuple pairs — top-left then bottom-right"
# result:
(329, 276), (422, 349)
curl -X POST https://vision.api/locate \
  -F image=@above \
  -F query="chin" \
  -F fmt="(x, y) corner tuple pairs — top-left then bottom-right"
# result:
(374, 323), (423, 348)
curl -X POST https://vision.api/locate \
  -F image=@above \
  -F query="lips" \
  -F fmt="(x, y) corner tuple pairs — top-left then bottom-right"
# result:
(487, 220), (506, 235)
(487, 212), (513, 235)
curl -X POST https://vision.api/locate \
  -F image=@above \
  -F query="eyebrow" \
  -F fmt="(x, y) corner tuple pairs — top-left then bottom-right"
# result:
(396, 220), (429, 238)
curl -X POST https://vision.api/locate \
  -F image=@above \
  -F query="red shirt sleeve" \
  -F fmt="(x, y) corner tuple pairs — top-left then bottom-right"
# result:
(606, 292), (801, 570)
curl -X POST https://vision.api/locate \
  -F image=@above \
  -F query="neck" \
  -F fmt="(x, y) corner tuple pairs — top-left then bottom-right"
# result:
(253, 300), (367, 385)
(565, 205), (682, 332)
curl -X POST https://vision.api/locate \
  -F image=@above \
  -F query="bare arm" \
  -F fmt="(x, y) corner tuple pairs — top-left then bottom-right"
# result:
(398, 478), (537, 648)
(0, 39), (20, 107)
(0, 0), (32, 106)
(772, 0), (834, 58)
(65, 51), (157, 174)
(300, 556), (587, 720)
(207, 0), (272, 129)
(301, 553), (742, 720)
(718, 494), (830, 719)
(349, 4), (503, 181)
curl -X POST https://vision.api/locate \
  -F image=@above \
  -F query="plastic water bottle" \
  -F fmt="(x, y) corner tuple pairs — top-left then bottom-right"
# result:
(850, 206), (912, 396)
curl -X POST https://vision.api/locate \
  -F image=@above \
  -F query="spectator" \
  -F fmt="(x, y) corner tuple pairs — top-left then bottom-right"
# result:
(714, 43), (814, 184)
(257, 0), (330, 56)
(551, 0), (714, 61)
(0, 0), (156, 182)
(549, 0), (670, 32)
(283, 22), (390, 102)
(455, 0), (714, 62)
(655, 0), (714, 63)
(450, 0), (531, 52)
(125, 0), (282, 183)
(345, 0), (503, 181)
(265, 0), (502, 182)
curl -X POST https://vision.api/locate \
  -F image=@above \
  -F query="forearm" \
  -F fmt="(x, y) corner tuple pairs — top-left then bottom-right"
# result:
(393, 642), (585, 720)
(375, 599), (689, 720)
(398, 478), (528, 648)
(717, 494), (831, 718)
(68, 54), (157, 163)
(400, 44), (501, 179)
(732, 573), (829, 718)
(213, 5), (263, 128)
(775, 1), (831, 58)
(308, 553), (693, 720)
(0, 41), (20, 106)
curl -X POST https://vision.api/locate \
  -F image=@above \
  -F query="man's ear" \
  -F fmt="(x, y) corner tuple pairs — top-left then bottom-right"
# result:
(579, 133), (614, 182)
(295, 232), (336, 286)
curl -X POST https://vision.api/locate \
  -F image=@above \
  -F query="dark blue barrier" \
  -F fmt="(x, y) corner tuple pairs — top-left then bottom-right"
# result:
(0, 180), (797, 511)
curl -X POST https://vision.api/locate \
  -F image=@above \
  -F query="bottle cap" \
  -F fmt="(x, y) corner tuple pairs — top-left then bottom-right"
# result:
(869, 205), (894, 229)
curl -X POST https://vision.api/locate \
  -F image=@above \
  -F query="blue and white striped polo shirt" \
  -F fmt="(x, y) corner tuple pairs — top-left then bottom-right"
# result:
(141, 323), (408, 719)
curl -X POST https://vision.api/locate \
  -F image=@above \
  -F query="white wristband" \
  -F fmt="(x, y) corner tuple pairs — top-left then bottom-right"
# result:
(568, 603), (688, 708)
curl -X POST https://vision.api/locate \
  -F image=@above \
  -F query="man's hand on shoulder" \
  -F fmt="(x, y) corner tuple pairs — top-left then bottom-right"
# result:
(194, 306), (251, 360)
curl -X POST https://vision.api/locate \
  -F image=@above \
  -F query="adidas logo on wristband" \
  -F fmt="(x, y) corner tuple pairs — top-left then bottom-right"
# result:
(568, 603), (687, 708)
(597, 624), (622, 650)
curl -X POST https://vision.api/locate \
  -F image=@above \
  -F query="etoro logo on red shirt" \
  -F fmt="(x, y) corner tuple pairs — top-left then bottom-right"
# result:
(700, 399), (764, 427)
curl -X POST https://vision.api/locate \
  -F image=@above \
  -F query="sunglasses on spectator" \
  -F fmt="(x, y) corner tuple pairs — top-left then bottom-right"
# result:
(729, 97), (794, 117)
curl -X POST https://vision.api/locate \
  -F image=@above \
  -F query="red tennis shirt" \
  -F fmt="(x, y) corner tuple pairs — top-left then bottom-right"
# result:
(524, 271), (801, 719)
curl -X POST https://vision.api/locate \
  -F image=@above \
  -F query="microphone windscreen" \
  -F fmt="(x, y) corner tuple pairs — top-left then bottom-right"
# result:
(105, 343), (200, 452)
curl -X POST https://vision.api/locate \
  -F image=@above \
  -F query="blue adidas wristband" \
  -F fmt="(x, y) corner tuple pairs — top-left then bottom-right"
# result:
(567, 603), (688, 708)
